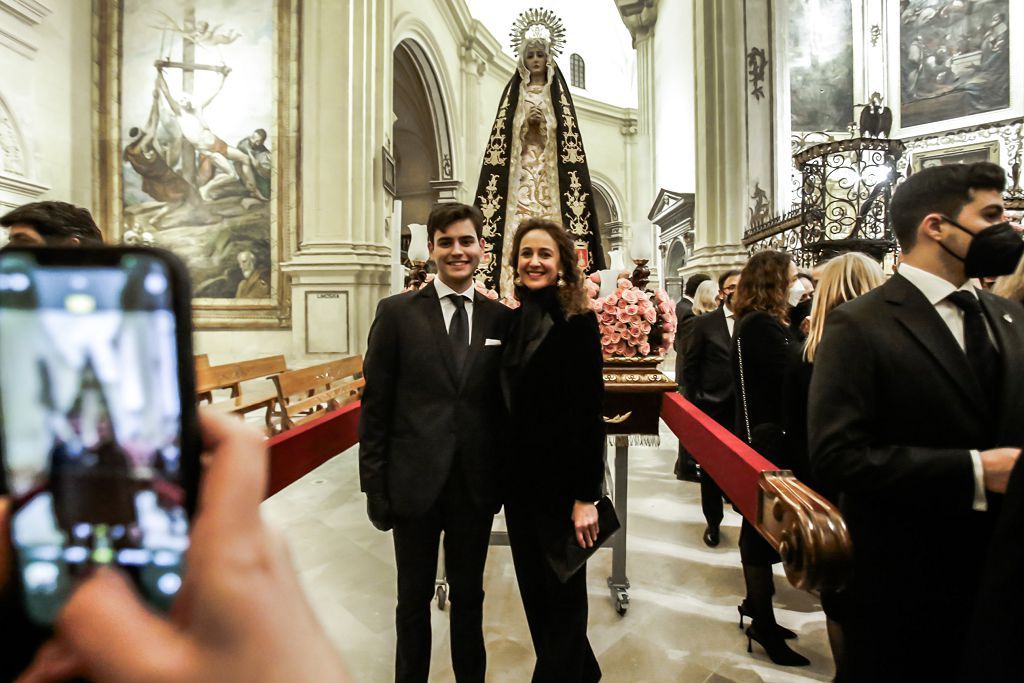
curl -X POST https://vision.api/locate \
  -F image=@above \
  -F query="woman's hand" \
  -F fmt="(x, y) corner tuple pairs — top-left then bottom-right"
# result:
(572, 500), (600, 549)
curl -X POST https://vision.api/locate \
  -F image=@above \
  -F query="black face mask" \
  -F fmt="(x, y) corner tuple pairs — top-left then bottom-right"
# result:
(939, 216), (1024, 278)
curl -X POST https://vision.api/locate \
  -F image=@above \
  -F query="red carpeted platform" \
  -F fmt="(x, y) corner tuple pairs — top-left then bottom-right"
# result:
(264, 401), (361, 498)
(660, 393), (775, 522)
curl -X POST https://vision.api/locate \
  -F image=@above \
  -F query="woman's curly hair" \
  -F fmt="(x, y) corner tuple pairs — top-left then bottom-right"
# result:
(732, 250), (792, 326)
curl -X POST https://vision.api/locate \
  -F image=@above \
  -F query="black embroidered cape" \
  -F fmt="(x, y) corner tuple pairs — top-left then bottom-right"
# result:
(473, 65), (605, 290)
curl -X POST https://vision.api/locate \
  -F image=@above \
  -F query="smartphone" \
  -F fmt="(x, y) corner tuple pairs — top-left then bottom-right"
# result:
(0, 246), (200, 626)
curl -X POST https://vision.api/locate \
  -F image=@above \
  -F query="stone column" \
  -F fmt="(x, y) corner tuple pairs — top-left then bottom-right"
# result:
(686, 0), (749, 275)
(282, 0), (392, 360)
(616, 2), (658, 282)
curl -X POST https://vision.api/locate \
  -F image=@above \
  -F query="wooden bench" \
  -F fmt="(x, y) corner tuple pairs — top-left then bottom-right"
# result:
(196, 355), (288, 430)
(194, 355), (211, 401)
(271, 355), (364, 432)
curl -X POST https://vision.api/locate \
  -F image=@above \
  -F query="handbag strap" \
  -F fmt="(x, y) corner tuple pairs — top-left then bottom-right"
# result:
(736, 336), (752, 443)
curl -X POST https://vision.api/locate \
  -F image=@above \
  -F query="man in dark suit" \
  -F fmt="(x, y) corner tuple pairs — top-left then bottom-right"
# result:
(809, 162), (1024, 681)
(673, 272), (711, 481)
(359, 203), (512, 683)
(682, 269), (740, 546)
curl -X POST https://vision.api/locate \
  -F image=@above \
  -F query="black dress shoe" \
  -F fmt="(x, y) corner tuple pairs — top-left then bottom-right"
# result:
(746, 624), (809, 666)
(702, 526), (720, 547)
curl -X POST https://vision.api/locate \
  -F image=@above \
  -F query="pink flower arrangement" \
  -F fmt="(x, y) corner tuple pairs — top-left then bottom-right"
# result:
(591, 275), (677, 359)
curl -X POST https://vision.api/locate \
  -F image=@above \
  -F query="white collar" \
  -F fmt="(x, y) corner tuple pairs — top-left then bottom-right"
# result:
(898, 263), (977, 306)
(433, 277), (475, 301)
(723, 303), (734, 318)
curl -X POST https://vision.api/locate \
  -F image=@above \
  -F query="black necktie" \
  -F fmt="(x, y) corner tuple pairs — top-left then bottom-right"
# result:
(947, 290), (1000, 400)
(447, 294), (469, 375)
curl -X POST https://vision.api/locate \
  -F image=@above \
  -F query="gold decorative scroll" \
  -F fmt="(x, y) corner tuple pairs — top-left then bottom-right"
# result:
(483, 93), (511, 167)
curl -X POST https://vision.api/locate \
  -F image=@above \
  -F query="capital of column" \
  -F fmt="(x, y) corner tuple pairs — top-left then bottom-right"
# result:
(616, 0), (658, 46)
(430, 179), (463, 203)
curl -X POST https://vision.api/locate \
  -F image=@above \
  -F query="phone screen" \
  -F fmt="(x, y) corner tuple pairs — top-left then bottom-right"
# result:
(0, 250), (191, 625)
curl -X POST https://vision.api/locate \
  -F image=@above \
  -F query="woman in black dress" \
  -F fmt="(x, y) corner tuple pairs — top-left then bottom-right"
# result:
(501, 218), (605, 683)
(730, 250), (808, 666)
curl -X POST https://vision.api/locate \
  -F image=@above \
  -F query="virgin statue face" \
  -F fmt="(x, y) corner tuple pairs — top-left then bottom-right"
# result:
(523, 43), (548, 79)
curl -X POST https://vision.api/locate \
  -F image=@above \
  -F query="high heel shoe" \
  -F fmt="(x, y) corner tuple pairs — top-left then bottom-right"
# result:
(737, 602), (797, 639)
(745, 624), (810, 666)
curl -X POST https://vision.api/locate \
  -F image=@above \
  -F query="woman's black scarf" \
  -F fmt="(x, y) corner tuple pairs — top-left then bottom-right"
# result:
(473, 66), (606, 291)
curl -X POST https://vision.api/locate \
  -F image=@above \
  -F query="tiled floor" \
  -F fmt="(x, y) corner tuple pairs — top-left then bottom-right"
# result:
(261, 421), (835, 682)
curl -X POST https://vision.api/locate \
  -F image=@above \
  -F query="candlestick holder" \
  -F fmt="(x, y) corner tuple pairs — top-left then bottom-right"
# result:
(406, 260), (428, 289)
(630, 259), (650, 291)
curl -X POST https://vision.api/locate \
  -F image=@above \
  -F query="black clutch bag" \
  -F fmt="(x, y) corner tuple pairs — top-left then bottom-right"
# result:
(544, 496), (621, 584)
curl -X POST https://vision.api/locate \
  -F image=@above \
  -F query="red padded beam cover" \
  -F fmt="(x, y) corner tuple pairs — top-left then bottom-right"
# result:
(660, 393), (776, 521)
(264, 401), (361, 498)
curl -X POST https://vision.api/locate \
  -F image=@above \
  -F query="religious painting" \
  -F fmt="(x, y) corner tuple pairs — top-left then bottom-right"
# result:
(910, 140), (1000, 174)
(897, 0), (1013, 131)
(787, 0), (854, 133)
(93, 0), (299, 328)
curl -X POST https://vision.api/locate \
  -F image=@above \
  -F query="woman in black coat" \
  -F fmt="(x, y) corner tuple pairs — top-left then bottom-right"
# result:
(731, 250), (808, 666)
(501, 219), (605, 683)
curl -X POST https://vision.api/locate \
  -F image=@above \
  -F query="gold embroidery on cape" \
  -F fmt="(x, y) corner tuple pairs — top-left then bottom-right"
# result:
(563, 171), (591, 237)
(475, 174), (503, 282)
(559, 90), (586, 165)
(478, 174), (503, 239)
(484, 93), (511, 166)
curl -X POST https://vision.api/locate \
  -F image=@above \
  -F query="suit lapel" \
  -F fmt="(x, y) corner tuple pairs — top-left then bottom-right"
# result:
(459, 292), (492, 391)
(418, 285), (457, 387)
(520, 312), (555, 375)
(979, 291), (1024, 435)
(713, 308), (730, 348)
(887, 275), (988, 415)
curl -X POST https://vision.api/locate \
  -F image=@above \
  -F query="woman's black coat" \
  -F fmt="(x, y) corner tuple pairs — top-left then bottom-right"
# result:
(500, 291), (605, 528)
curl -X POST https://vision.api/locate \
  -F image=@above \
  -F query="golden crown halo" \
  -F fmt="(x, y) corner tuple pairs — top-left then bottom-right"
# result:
(509, 8), (567, 60)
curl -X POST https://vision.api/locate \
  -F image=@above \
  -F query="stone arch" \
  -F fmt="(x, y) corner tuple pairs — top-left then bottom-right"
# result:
(664, 237), (687, 300)
(392, 35), (456, 187)
(0, 92), (29, 177)
(589, 174), (624, 264)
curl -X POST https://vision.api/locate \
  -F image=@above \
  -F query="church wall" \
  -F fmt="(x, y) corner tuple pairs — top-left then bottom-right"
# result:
(0, 0), (92, 213)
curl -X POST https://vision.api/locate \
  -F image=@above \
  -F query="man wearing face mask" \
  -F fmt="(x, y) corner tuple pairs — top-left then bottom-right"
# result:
(808, 162), (1024, 682)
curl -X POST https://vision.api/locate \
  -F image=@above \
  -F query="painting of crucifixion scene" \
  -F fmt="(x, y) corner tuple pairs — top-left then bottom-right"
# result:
(120, 0), (274, 300)
(899, 0), (1011, 129)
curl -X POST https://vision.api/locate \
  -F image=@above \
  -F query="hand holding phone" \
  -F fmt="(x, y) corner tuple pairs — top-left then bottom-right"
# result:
(0, 247), (200, 627)
(15, 411), (349, 683)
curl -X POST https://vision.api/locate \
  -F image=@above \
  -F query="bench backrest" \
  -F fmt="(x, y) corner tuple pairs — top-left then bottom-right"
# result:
(196, 355), (288, 397)
(272, 355), (364, 429)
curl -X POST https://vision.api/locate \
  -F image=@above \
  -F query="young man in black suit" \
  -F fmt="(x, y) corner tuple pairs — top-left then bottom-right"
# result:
(673, 272), (711, 481)
(682, 269), (740, 546)
(359, 203), (512, 683)
(808, 162), (1024, 681)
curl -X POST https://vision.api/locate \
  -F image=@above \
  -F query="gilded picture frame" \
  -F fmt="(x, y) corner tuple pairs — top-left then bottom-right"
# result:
(887, 0), (1022, 138)
(910, 140), (1000, 175)
(92, 0), (300, 329)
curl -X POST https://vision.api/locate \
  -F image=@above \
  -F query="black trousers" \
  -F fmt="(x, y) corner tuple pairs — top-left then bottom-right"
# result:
(505, 499), (601, 683)
(391, 465), (494, 683)
(699, 471), (724, 530)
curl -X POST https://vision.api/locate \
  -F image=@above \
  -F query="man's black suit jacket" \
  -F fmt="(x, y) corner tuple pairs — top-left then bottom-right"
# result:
(682, 307), (734, 429)
(808, 273), (1024, 679)
(358, 284), (512, 519)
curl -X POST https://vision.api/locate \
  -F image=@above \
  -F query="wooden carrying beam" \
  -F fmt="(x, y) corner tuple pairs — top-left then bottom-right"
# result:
(661, 393), (852, 593)
(264, 401), (361, 498)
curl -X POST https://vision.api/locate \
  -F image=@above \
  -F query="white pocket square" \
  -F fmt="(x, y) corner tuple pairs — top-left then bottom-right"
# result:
(484, 338), (502, 346)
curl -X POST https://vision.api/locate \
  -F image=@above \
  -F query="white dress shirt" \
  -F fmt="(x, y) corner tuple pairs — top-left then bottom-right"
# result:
(434, 278), (475, 342)
(723, 303), (736, 337)
(898, 263), (990, 511)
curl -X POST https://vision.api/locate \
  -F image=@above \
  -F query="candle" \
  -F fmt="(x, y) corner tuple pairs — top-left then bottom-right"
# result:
(631, 223), (652, 262)
(407, 223), (429, 263)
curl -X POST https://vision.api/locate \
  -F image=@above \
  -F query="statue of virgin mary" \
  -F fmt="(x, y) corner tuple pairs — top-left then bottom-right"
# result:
(473, 9), (606, 296)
